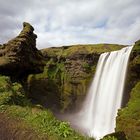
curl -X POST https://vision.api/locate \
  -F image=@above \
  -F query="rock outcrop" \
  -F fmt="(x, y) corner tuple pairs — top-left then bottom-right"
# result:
(0, 22), (45, 81)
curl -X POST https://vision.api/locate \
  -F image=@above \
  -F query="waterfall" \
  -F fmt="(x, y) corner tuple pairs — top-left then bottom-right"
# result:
(63, 46), (133, 140)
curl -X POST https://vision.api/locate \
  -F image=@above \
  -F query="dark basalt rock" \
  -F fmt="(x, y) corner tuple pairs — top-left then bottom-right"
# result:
(0, 22), (45, 81)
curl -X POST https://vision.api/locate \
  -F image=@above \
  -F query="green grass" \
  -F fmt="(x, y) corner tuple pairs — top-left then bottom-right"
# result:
(133, 40), (140, 52)
(0, 76), (30, 106)
(0, 75), (93, 140)
(42, 44), (125, 58)
(0, 105), (93, 140)
(82, 62), (91, 71)
(117, 82), (140, 118)
(29, 59), (66, 80)
(116, 82), (140, 140)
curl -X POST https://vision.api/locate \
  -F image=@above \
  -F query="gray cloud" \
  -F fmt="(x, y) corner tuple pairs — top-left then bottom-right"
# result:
(0, 0), (140, 48)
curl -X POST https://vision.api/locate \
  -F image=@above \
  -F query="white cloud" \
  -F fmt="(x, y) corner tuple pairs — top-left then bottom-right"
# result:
(0, 0), (140, 49)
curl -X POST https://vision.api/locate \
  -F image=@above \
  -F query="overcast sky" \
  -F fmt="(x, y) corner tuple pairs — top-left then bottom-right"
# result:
(0, 0), (140, 49)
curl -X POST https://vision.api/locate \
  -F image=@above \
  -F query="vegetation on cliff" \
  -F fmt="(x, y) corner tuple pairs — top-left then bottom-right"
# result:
(116, 82), (140, 140)
(116, 40), (140, 140)
(28, 44), (125, 112)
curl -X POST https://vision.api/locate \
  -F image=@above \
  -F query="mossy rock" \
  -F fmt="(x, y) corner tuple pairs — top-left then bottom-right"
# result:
(0, 22), (45, 81)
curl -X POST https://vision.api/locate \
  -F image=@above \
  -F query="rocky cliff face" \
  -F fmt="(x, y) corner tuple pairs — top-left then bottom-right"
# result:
(0, 22), (45, 82)
(28, 44), (124, 112)
(27, 41), (140, 139)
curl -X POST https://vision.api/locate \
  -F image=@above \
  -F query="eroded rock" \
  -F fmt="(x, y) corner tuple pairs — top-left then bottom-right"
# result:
(0, 22), (45, 81)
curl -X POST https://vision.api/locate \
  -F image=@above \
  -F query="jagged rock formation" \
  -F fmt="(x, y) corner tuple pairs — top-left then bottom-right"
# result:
(0, 22), (45, 81)
(28, 44), (124, 112)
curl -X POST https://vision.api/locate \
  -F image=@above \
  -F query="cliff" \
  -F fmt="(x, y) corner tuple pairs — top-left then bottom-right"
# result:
(28, 44), (124, 112)
(28, 41), (140, 139)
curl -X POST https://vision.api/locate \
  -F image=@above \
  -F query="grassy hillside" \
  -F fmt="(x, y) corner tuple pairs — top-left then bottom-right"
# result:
(42, 44), (124, 57)
(0, 75), (93, 140)
(116, 82), (140, 140)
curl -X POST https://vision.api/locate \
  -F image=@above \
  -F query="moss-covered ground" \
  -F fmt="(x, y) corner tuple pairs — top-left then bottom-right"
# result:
(0, 75), (94, 140)
(42, 44), (124, 58)
(116, 82), (140, 140)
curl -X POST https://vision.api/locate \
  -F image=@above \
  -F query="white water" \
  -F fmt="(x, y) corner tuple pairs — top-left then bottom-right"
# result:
(63, 46), (133, 140)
